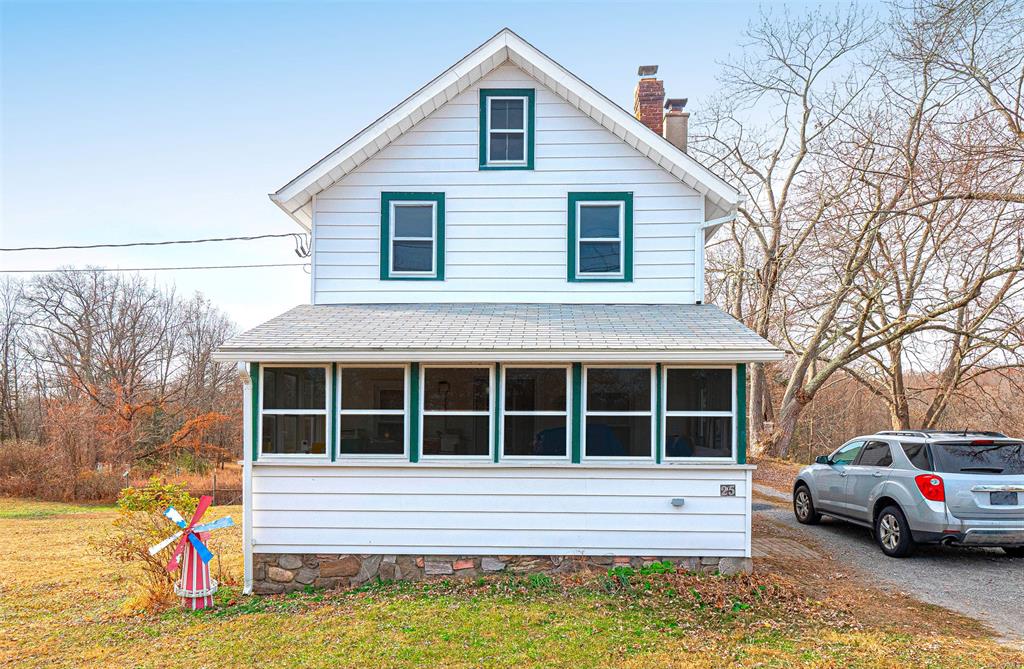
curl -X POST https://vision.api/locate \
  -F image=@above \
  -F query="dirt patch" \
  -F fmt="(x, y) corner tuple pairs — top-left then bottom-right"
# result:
(751, 512), (1000, 643)
(751, 456), (803, 494)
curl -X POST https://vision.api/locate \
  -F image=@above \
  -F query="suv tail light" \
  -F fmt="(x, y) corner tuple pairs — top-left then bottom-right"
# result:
(915, 474), (945, 502)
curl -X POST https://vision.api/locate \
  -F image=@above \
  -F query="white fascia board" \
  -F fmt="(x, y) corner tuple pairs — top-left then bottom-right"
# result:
(213, 348), (785, 364)
(502, 32), (739, 208)
(270, 34), (511, 222)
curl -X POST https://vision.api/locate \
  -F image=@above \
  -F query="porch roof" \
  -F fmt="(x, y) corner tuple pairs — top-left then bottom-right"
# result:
(214, 303), (783, 363)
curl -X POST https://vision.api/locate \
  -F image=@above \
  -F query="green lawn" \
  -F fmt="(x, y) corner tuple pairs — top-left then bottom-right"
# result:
(1, 498), (1021, 668)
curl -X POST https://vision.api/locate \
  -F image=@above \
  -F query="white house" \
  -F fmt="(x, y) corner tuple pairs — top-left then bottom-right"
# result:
(214, 29), (782, 594)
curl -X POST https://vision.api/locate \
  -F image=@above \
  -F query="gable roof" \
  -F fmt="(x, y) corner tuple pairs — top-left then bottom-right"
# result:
(271, 28), (740, 229)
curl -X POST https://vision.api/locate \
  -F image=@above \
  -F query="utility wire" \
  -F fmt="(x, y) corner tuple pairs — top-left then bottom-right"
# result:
(1, 233), (309, 253)
(0, 263), (309, 274)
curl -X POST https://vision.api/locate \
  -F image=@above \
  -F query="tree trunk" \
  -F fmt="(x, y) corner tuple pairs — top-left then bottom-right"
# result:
(775, 392), (809, 459)
(887, 341), (911, 429)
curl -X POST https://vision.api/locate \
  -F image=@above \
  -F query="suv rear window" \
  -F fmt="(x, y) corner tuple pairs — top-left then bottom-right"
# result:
(901, 443), (931, 470)
(929, 442), (1024, 475)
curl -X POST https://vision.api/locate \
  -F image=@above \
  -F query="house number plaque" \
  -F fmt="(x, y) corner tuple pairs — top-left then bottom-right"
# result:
(720, 484), (736, 497)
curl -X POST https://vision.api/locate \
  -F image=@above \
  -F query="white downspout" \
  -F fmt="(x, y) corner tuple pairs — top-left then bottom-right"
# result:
(240, 361), (254, 596)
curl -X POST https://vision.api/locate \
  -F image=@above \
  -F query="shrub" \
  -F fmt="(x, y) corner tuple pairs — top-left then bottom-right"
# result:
(98, 477), (198, 611)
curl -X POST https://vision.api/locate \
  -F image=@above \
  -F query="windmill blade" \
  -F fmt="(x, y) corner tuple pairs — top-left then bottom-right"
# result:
(148, 531), (182, 556)
(188, 495), (213, 528)
(163, 506), (187, 529)
(192, 516), (234, 533)
(187, 532), (214, 564)
(165, 496), (213, 572)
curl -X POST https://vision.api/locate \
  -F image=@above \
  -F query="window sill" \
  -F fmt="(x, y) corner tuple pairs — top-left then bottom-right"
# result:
(479, 164), (533, 171)
(569, 277), (632, 283)
(380, 276), (444, 281)
(250, 459), (754, 470)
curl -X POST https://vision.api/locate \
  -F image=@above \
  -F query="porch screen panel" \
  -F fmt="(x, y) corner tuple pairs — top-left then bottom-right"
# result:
(261, 366), (328, 455)
(422, 367), (491, 457)
(664, 368), (734, 459)
(503, 367), (569, 457)
(584, 367), (653, 458)
(338, 367), (406, 456)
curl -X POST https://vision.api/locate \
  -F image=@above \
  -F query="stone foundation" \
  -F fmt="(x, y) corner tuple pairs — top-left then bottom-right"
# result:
(252, 553), (753, 594)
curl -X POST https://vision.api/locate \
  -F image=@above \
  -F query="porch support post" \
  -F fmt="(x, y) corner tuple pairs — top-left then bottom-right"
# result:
(571, 363), (582, 464)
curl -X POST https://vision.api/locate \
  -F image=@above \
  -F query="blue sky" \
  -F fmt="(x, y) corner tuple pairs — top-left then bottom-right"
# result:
(2, 0), (834, 329)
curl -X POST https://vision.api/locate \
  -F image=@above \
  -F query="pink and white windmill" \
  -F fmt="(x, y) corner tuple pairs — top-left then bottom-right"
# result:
(149, 495), (234, 610)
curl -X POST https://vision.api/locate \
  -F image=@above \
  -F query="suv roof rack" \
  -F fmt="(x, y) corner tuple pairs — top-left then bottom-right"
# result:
(876, 429), (1008, 439)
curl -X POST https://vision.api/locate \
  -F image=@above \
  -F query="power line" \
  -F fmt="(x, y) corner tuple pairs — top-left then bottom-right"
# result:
(0, 233), (308, 253)
(0, 263), (309, 274)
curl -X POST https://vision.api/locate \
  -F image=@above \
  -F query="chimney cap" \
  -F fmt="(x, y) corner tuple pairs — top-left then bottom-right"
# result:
(637, 65), (659, 77)
(665, 98), (688, 111)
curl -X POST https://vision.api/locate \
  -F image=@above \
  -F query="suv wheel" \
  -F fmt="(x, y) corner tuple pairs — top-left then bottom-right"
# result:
(793, 484), (821, 525)
(875, 505), (915, 557)
(1002, 547), (1024, 558)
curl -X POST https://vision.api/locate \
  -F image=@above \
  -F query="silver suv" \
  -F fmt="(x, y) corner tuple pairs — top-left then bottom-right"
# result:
(793, 430), (1024, 557)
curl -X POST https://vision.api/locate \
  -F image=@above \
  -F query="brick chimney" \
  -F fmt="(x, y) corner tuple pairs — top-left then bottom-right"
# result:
(663, 98), (689, 153)
(634, 65), (664, 134)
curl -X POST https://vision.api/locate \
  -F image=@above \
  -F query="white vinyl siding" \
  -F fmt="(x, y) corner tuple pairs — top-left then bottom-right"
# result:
(250, 464), (753, 557)
(311, 65), (703, 304)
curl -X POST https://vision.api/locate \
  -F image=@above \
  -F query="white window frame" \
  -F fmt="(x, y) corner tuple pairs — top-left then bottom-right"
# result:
(576, 201), (626, 279)
(485, 95), (529, 166)
(419, 363), (495, 461)
(500, 364), (572, 461)
(259, 363), (331, 459)
(581, 364), (656, 461)
(335, 363), (410, 460)
(389, 200), (437, 278)
(662, 365), (737, 463)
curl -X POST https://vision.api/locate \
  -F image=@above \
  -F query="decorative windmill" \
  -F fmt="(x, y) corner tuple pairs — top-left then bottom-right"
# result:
(149, 495), (234, 610)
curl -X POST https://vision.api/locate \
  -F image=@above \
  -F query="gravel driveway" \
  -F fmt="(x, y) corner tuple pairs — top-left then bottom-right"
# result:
(754, 484), (1024, 643)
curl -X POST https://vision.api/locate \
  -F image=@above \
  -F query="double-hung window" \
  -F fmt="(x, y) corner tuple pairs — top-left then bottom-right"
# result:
(338, 366), (407, 457)
(380, 192), (445, 280)
(502, 366), (570, 458)
(583, 366), (654, 459)
(568, 192), (633, 281)
(421, 366), (493, 458)
(261, 365), (329, 456)
(663, 367), (735, 460)
(479, 89), (534, 169)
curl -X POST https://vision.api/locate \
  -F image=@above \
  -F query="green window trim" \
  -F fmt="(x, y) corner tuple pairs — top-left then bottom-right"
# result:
(737, 363), (747, 464)
(250, 362), (260, 462)
(567, 192), (634, 282)
(493, 363), (502, 463)
(380, 192), (445, 281)
(570, 363), (583, 463)
(479, 88), (535, 170)
(655, 363), (663, 464)
(329, 363), (338, 462)
(409, 363), (421, 462)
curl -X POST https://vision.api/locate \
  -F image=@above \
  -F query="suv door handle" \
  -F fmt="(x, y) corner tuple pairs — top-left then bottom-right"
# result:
(839, 472), (848, 477)
(872, 471), (882, 477)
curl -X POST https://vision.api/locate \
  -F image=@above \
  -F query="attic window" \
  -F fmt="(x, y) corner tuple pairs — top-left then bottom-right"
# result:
(479, 89), (535, 170)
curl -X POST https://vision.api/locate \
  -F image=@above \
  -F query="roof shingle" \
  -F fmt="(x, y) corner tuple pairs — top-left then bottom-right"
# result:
(218, 304), (779, 355)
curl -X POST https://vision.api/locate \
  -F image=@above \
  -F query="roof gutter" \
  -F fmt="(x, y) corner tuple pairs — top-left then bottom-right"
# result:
(212, 348), (786, 364)
(701, 211), (737, 242)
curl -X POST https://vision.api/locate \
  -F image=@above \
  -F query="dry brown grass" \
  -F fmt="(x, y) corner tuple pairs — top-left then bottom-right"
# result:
(1, 497), (1021, 669)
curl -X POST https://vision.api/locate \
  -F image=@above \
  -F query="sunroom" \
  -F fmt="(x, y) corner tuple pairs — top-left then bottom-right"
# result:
(214, 303), (783, 593)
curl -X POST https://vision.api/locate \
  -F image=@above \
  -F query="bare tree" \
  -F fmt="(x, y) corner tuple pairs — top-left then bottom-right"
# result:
(696, 2), (1024, 457)
(0, 278), (28, 440)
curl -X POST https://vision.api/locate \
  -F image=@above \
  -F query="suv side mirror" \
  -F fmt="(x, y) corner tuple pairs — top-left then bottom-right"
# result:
(814, 455), (830, 465)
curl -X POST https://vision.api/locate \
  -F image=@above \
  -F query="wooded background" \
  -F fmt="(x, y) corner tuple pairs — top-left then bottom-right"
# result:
(1, 0), (1022, 498)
